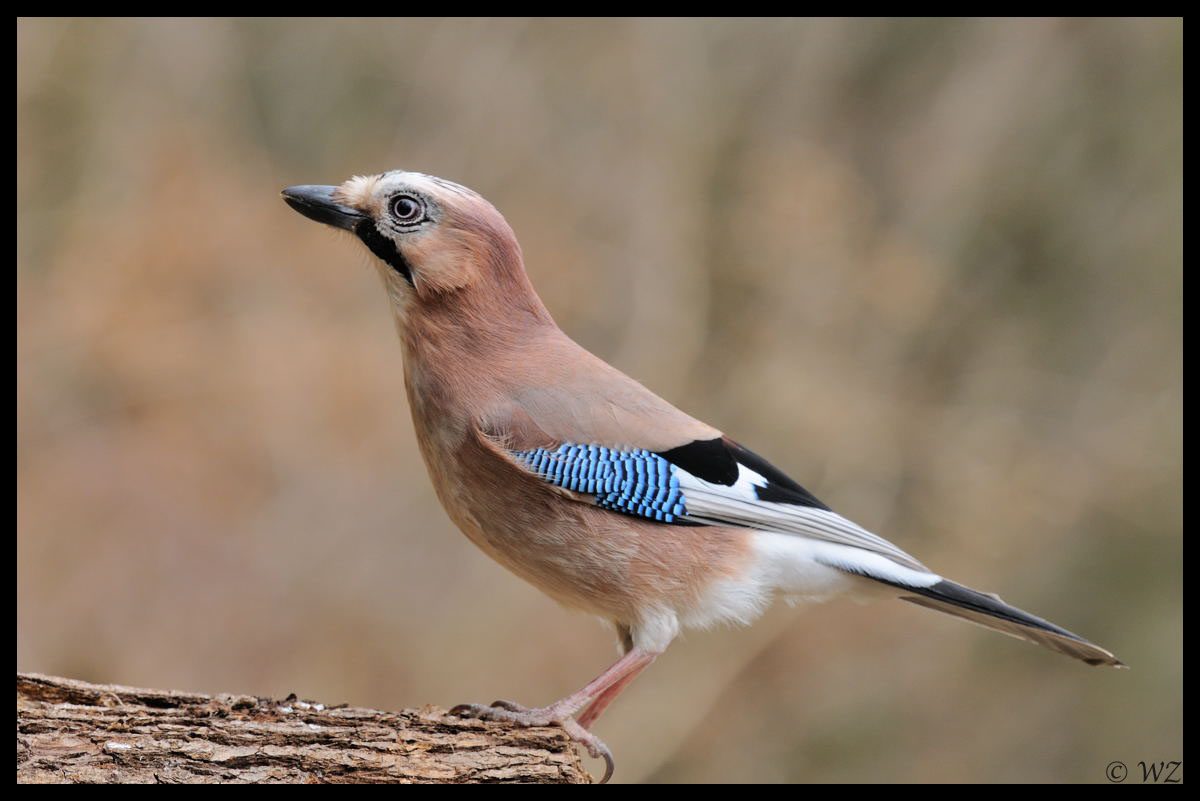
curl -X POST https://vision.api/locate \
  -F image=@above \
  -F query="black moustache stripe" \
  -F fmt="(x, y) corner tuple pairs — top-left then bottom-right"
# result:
(356, 221), (414, 285)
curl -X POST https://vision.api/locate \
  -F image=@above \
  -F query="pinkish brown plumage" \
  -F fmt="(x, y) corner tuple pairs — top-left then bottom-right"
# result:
(281, 170), (1123, 783)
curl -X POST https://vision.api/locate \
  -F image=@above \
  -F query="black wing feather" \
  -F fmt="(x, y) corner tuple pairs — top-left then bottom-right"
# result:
(655, 437), (830, 511)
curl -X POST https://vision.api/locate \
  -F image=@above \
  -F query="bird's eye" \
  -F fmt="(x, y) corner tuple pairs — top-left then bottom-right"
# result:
(391, 194), (423, 223)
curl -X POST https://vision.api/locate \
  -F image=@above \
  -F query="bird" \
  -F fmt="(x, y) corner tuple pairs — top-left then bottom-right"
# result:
(281, 170), (1123, 783)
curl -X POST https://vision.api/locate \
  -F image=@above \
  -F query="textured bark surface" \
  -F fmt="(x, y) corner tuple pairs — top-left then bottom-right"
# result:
(16, 673), (591, 784)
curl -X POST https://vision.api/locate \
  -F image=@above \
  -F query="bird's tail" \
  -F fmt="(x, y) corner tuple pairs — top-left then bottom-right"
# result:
(896, 578), (1124, 667)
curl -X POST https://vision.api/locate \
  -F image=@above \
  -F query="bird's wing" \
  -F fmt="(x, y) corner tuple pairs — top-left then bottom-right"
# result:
(498, 434), (1124, 666)
(481, 337), (928, 573)
(502, 434), (930, 573)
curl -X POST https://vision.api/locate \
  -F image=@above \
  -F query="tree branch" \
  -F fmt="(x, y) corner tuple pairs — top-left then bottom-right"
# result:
(16, 673), (591, 784)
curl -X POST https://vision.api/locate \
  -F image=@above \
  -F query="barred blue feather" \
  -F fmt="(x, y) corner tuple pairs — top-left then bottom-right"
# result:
(511, 445), (688, 522)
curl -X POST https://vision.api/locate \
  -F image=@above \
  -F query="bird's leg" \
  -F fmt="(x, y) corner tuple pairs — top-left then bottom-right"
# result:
(450, 647), (656, 723)
(449, 647), (657, 783)
(576, 663), (645, 730)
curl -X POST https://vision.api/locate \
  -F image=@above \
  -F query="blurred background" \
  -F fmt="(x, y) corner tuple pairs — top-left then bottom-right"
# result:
(18, 18), (1180, 783)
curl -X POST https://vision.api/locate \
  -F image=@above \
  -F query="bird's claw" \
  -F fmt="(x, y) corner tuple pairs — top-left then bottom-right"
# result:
(448, 702), (501, 719)
(559, 716), (615, 783)
(448, 701), (542, 723)
(489, 698), (527, 712)
(447, 700), (616, 783)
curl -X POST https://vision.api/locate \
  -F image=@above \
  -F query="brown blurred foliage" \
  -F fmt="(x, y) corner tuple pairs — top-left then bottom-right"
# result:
(18, 18), (1180, 783)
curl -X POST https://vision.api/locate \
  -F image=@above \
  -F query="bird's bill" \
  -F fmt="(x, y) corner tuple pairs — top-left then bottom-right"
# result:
(281, 185), (366, 231)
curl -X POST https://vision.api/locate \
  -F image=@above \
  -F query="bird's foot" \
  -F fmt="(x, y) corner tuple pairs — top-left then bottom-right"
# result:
(449, 700), (615, 783)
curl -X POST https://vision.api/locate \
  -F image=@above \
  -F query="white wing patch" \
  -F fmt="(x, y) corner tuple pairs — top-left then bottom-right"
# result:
(675, 464), (933, 575)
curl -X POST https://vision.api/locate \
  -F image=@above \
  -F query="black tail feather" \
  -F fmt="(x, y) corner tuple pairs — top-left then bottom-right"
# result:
(898, 579), (1124, 667)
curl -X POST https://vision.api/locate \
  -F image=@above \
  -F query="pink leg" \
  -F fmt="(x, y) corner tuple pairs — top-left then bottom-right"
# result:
(576, 655), (653, 730)
(449, 647), (657, 783)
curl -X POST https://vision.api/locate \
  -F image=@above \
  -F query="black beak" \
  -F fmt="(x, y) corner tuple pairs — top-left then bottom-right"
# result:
(281, 185), (366, 231)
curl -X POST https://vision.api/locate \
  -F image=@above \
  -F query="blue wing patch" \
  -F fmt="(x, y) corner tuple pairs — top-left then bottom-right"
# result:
(511, 444), (687, 522)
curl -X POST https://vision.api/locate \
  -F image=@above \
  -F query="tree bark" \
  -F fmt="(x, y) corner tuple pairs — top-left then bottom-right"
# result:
(16, 673), (591, 784)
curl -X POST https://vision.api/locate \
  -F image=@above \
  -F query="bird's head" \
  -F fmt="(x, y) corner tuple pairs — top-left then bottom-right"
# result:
(282, 171), (548, 329)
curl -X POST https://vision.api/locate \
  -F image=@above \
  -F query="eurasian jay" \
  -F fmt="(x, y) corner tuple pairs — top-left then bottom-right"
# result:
(281, 171), (1122, 783)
